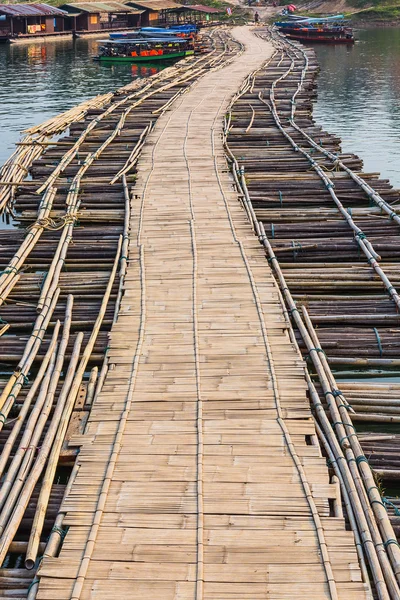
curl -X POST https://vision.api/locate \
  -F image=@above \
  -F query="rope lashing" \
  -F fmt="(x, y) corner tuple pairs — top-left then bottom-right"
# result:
(355, 231), (367, 241)
(382, 498), (400, 516)
(309, 347), (326, 356)
(278, 190), (283, 207)
(51, 525), (67, 539)
(332, 422), (355, 430)
(27, 580), (40, 593)
(339, 433), (358, 447)
(270, 223), (275, 238)
(337, 403), (353, 410)
(373, 327), (383, 357)
(21, 373), (29, 386)
(384, 539), (400, 549)
(355, 455), (368, 465)
(0, 266), (19, 276)
(371, 499), (386, 510)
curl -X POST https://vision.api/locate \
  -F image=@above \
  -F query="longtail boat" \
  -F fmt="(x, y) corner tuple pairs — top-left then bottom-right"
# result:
(109, 26), (197, 40)
(275, 16), (355, 44)
(96, 37), (195, 62)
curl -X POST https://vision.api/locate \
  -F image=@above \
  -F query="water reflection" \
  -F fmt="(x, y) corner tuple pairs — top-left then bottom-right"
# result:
(0, 36), (168, 165)
(313, 28), (400, 188)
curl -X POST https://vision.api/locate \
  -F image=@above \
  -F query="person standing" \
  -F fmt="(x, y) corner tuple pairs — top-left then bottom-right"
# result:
(254, 11), (260, 22)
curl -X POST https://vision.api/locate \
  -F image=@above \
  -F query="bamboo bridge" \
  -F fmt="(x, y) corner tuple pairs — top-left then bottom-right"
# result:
(0, 24), (400, 600)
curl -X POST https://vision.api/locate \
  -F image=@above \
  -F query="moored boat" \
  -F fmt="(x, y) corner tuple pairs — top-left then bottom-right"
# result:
(109, 25), (198, 40)
(275, 16), (355, 44)
(96, 37), (195, 62)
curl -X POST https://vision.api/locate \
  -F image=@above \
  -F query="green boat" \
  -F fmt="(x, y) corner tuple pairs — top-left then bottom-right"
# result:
(96, 37), (194, 63)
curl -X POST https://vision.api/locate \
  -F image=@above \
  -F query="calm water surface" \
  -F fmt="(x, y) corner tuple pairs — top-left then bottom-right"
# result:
(1, 29), (400, 184)
(313, 27), (400, 189)
(0, 37), (168, 165)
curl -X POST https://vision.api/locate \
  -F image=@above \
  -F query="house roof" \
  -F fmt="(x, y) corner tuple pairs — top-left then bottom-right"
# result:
(126, 0), (182, 10)
(0, 3), (68, 17)
(60, 1), (143, 13)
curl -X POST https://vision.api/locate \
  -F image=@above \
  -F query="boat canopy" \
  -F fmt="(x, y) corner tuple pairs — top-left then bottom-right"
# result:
(277, 13), (344, 24)
(99, 36), (188, 43)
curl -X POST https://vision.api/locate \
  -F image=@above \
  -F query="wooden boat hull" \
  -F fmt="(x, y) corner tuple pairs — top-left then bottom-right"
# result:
(284, 32), (354, 44)
(99, 50), (194, 62)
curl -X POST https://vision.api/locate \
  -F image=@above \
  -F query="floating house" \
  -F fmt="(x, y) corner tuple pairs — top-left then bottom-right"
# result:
(0, 3), (68, 41)
(59, 1), (144, 34)
(170, 4), (223, 24)
(125, 0), (182, 26)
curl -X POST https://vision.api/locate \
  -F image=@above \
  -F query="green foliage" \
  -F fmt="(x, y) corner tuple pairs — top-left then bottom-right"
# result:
(350, 2), (400, 20)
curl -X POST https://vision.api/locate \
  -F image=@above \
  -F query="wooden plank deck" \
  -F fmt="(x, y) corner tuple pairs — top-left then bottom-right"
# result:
(36, 27), (370, 600)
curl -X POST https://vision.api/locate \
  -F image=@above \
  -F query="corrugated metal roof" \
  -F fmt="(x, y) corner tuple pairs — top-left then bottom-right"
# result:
(0, 3), (68, 17)
(61, 1), (143, 13)
(126, 0), (182, 10)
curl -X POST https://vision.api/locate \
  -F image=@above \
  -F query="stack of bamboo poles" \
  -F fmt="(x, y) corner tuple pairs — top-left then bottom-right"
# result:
(0, 94), (114, 216)
(223, 41), (400, 597)
(0, 240), (121, 569)
(0, 27), (244, 599)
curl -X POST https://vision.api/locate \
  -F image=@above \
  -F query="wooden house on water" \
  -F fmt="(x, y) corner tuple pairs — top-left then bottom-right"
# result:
(170, 3), (224, 25)
(124, 0), (183, 27)
(59, 1), (144, 35)
(0, 4), (68, 42)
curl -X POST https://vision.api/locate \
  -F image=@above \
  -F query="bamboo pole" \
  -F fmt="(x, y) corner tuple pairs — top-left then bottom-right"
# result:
(85, 367), (98, 407)
(25, 331), (84, 569)
(259, 227), (398, 599)
(312, 415), (371, 594)
(0, 332), (84, 565)
(302, 305), (400, 583)
(0, 287), (60, 420)
(0, 295), (72, 517)
(0, 348), (57, 522)
(0, 321), (60, 479)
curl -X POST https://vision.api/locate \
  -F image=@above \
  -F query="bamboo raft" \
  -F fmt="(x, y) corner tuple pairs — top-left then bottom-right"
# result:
(0, 23), (398, 600)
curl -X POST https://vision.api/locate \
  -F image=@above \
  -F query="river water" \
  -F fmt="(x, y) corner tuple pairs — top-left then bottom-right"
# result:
(0, 36), (168, 166)
(0, 28), (400, 182)
(313, 27), (400, 189)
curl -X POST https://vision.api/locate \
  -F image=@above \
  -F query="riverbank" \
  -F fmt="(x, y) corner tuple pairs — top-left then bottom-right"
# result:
(276, 0), (400, 26)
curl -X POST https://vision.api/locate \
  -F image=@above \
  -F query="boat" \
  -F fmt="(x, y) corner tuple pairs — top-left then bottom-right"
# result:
(109, 26), (198, 40)
(96, 37), (195, 62)
(275, 15), (354, 44)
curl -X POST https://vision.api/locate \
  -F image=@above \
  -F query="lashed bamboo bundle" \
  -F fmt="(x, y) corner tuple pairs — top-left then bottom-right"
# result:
(0, 331), (83, 566)
(0, 187), (57, 305)
(0, 94), (117, 215)
(0, 287), (60, 428)
(0, 233), (120, 566)
(0, 322), (60, 479)
(224, 57), (400, 595)
(0, 28), (252, 598)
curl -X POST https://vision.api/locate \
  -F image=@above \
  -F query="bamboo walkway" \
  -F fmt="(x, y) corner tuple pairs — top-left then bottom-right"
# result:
(36, 28), (369, 600)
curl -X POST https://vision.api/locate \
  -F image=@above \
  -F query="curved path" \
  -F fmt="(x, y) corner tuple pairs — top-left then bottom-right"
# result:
(37, 27), (369, 600)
